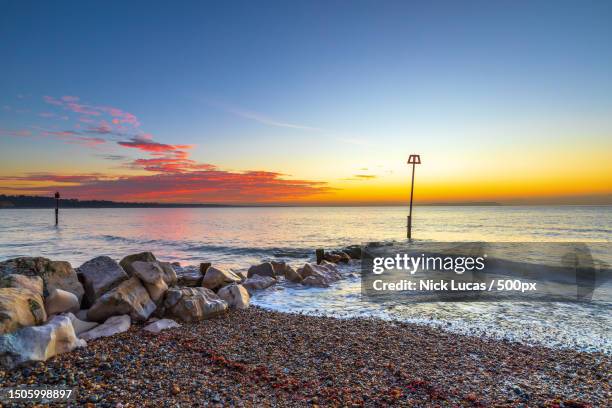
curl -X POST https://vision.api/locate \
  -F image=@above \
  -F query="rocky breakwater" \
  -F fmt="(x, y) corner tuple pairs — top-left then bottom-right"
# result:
(0, 245), (360, 370)
(0, 252), (237, 369)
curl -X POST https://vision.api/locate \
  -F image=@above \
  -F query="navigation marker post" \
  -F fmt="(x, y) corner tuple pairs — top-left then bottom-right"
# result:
(54, 192), (60, 226)
(407, 155), (421, 240)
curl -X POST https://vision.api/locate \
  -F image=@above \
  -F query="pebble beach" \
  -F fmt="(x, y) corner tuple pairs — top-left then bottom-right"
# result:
(2, 307), (609, 407)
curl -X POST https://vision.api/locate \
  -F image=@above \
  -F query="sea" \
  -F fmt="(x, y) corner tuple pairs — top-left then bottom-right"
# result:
(0, 206), (610, 353)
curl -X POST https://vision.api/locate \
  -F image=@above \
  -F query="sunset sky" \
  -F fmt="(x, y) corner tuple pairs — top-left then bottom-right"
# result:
(1, 1), (611, 205)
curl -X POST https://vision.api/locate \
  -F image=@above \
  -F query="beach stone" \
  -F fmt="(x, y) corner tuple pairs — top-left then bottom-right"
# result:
(44, 288), (80, 315)
(77, 256), (128, 305)
(0, 274), (44, 297)
(159, 262), (178, 286)
(242, 275), (276, 292)
(0, 288), (47, 335)
(164, 287), (228, 322)
(201, 266), (241, 290)
(247, 262), (275, 278)
(217, 284), (250, 309)
(283, 265), (303, 283)
(0, 257), (84, 302)
(64, 312), (99, 335)
(87, 277), (156, 323)
(143, 318), (180, 334)
(131, 261), (169, 302)
(119, 252), (157, 276)
(79, 315), (131, 340)
(0, 314), (86, 369)
(299, 262), (342, 287)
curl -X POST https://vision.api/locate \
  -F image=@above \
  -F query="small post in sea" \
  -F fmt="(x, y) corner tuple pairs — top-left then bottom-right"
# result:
(54, 191), (60, 225)
(407, 154), (421, 240)
(316, 248), (324, 265)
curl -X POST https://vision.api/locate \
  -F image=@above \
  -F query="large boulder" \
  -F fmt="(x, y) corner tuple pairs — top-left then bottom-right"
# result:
(247, 262), (275, 278)
(217, 284), (250, 309)
(283, 266), (303, 283)
(0, 288), (46, 335)
(119, 252), (157, 276)
(323, 251), (350, 264)
(79, 315), (130, 340)
(159, 262), (178, 286)
(131, 261), (169, 302)
(87, 277), (156, 323)
(164, 287), (227, 322)
(201, 267), (241, 291)
(0, 315), (86, 369)
(199, 262), (211, 274)
(44, 288), (80, 315)
(298, 262), (342, 287)
(242, 275), (276, 292)
(0, 274), (44, 296)
(270, 261), (289, 276)
(0, 257), (84, 302)
(77, 256), (128, 305)
(64, 312), (98, 336)
(143, 318), (180, 334)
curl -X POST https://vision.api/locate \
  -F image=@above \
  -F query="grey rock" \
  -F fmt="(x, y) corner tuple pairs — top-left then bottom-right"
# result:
(0, 288), (46, 335)
(247, 262), (275, 278)
(77, 256), (128, 304)
(79, 315), (130, 340)
(0, 257), (84, 302)
(164, 287), (227, 322)
(0, 315), (86, 369)
(87, 277), (156, 323)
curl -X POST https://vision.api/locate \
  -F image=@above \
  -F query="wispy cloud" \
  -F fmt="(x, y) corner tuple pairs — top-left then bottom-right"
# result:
(0, 129), (33, 137)
(43, 95), (140, 128)
(205, 99), (372, 146)
(95, 154), (130, 161)
(342, 174), (378, 181)
(206, 100), (322, 131)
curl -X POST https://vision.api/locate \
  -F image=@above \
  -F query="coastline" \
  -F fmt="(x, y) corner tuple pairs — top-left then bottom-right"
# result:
(2, 307), (608, 407)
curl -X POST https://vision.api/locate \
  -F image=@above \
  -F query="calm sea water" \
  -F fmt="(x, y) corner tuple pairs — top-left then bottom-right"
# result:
(1, 206), (610, 352)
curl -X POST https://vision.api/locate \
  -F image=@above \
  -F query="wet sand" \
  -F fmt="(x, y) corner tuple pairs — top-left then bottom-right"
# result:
(1, 307), (609, 407)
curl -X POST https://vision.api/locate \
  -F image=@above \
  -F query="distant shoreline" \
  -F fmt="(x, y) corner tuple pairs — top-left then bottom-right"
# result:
(0, 195), (500, 208)
(1, 195), (611, 208)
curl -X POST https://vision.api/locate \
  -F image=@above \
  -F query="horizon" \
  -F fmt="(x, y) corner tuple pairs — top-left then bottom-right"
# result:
(2, 193), (611, 207)
(1, 1), (611, 205)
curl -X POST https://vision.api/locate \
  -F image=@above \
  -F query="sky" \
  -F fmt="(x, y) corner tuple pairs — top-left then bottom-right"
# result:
(1, 0), (611, 205)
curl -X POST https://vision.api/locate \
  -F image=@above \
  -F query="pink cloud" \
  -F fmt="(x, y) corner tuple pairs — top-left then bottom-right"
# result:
(39, 129), (106, 147)
(117, 136), (193, 154)
(0, 170), (332, 203)
(43, 96), (139, 127)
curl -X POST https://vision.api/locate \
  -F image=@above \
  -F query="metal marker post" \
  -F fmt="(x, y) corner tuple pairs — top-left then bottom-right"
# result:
(407, 155), (421, 239)
(54, 192), (60, 225)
